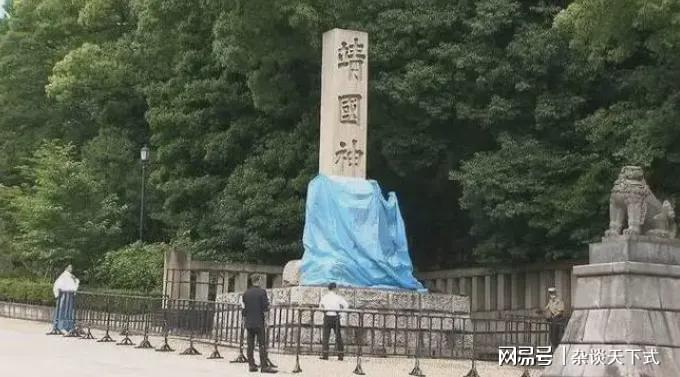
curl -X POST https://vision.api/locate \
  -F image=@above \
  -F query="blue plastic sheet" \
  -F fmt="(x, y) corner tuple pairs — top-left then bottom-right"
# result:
(300, 174), (425, 291)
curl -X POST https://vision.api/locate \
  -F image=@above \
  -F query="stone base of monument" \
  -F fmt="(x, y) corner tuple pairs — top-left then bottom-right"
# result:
(541, 236), (680, 377)
(218, 286), (471, 357)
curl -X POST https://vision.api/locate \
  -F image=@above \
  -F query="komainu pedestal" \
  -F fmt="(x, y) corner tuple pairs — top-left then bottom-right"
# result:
(541, 236), (680, 376)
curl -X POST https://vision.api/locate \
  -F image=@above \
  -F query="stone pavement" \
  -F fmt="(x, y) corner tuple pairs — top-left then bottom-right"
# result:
(0, 317), (542, 377)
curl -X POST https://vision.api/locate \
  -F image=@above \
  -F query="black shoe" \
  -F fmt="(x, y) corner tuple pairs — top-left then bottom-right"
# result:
(338, 355), (344, 361)
(319, 356), (329, 360)
(261, 367), (278, 374)
(249, 366), (258, 372)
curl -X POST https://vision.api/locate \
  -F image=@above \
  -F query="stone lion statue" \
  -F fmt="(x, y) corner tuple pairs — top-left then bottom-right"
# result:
(604, 166), (676, 238)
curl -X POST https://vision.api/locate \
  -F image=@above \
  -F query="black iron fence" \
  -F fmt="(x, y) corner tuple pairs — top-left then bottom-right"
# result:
(0, 292), (566, 376)
(1, 291), (567, 375)
(29, 292), (558, 359)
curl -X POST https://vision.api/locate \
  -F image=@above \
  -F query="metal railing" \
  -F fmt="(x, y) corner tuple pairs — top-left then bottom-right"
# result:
(55, 292), (556, 359)
(1, 291), (567, 375)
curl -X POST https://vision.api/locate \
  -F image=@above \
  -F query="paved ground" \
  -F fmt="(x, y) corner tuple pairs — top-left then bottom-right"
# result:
(0, 317), (543, 377)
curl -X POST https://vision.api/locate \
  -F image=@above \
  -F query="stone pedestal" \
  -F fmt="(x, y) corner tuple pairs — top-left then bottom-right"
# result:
(219, 286), (471, 356)
(541, 236), (680, 377)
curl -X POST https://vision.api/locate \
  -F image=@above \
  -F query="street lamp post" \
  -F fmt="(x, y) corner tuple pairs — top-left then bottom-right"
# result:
(139, 145), (150, 243)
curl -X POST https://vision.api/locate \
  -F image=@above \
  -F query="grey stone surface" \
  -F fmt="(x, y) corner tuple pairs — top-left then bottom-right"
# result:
(626, 275), (661, 309)
(544, 237), (680, 376)
(389, 291), (419, 310)
(573, 277), (601, 309)
(590, 236), (680, 265)
(219, 286), (470, 315)
(289, 286), (323, 306)
(581, 309), (609, 343)
(452, 295), (470, 314)
(561, 310), (587, 343)
(575, 261), (680, 279)
(421, 293), (453, 312)
(282, 259), (301, 287)
(355, 289), (390, 309)
(603, 309), (628, 344)
(649, 310), (671, 346)
(556, 343), (588, 377)
(598, 274), (625, 307)
(270, 287), (292, 306)
(664, 311), (680, 347)
(541, 344), (569, 377)
(628, 309), (656, 345)
(659, 277), (680, 310)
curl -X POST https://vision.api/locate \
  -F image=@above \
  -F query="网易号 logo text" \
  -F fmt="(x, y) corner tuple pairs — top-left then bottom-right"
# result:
(498, 346), (660, 367)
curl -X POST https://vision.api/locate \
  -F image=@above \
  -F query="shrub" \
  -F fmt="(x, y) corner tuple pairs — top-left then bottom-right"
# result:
(0, 278), (54, 305)
(94, 242), (166, 293)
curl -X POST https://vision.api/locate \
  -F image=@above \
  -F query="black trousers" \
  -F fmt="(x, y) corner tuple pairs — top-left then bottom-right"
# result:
(246, 327), (267, 368)
(548, 316), (564, 352)
(321, 315), (344, 357)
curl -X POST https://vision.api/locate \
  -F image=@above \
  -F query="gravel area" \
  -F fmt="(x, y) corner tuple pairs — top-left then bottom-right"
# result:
(0, 317), (544, 377)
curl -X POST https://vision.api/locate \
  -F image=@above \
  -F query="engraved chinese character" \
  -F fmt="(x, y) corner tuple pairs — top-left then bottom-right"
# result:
(339, 94), (361, 124)
(643, 348), (660, 365)
(334, 139), (364, 168)
(337, 37), (366, 81)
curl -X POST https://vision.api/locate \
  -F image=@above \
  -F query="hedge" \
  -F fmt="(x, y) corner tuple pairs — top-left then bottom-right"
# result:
(0, 278), (54, 305)
(0, 277), (164, 308)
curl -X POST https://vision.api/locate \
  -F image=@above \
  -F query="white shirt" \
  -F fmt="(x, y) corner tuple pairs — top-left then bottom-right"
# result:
(52, 271), (79, 298)
(319, 291), (349, 316)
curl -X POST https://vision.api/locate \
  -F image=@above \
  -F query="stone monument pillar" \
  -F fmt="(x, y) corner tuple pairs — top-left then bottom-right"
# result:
(283, 28), (369, 284)
(542, 166), (680, 376)
(319, 28), (368, 178)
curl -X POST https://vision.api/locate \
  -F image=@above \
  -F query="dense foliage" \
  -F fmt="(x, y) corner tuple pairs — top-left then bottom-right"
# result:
(0, 278), (54, 305)
(94, 242), (165, 292)
(1, 0), (679, 284)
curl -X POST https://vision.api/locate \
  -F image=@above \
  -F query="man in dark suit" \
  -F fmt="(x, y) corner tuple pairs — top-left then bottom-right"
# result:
(241, 277), (277, 373)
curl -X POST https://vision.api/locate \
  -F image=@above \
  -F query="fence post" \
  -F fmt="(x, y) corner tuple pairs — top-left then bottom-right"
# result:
(409, 310), (425, 377)
(263, 306), (277, 368)
(136, 298), (153, 349)
(463, 318), (480, 377)
(97, 295), (115, 342)
(180, 300), (201, 355)
(117, 297), (135, 346)
(81, 294), (96, 340)
(230, 303), (248, 363)
(207, 302), (224, 359)
(353, 312), (365, 375)
(156, 297), (174, 352)
(292, 309), (302, 373)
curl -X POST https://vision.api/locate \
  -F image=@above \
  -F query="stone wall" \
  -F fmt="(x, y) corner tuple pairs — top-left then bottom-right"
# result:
(163, 249), (284, 301)
(418, 261), (583, 318)
(164, 249), (583, 320)
(0, 301), (53, 323)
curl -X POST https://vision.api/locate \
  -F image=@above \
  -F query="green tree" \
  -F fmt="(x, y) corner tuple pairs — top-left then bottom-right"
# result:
(95, 242), (166, 292)
(10, 141), (126, 275)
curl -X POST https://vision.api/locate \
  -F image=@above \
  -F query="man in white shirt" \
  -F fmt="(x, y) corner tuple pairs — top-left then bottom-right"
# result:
(318, 282), (348, 360)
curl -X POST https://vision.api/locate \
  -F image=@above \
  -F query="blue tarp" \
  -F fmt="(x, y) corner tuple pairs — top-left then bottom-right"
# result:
(300, 174), (425, 291)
